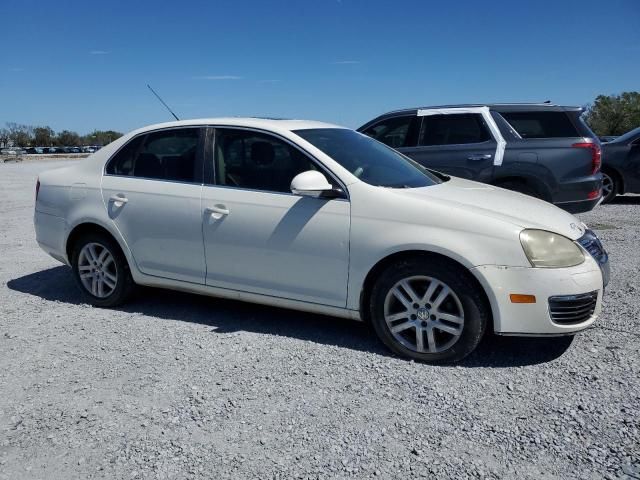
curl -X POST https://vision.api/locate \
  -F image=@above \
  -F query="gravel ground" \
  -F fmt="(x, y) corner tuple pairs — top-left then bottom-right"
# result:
(1, 160), (638, 479)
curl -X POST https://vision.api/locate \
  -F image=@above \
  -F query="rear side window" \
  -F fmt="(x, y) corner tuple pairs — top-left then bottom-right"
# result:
(500, 112), (579, 138)
(362, 116), (420, 148)
(419, 114), (491, 146)
(106, 128), (201, 182)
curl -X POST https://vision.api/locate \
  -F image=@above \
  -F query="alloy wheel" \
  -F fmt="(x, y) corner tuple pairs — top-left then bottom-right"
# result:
(383, 275), (464, 353)
(77, 242), (118, 298)
(602, 173), (614, 201)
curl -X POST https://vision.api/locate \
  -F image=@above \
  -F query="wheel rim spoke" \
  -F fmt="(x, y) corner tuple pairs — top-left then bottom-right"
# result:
(437, 312), (464, 324)
(415, 328), (425, 352)
(426, 327), (436, 352)
(391, 287), (412, 310)
(384, 275), (465, 354)
(432, 286), (451, 309)
(391, 320), (415, 333)
(432, 321), (461, 335)
(421, 280), (438, 303)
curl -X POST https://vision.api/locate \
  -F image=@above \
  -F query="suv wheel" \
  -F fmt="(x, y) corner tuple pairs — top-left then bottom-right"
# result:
(71, 233), (134, 307)
(369, 258), (489, 363)
(601, 172), (618, 204)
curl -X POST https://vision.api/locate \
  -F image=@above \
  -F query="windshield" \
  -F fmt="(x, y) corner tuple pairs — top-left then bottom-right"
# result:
(293, 128), (441, 188)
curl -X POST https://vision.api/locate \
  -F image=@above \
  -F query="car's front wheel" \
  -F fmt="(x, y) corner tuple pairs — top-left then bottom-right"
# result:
(369, 257), (489, 363)
(71, 232), (134, 307)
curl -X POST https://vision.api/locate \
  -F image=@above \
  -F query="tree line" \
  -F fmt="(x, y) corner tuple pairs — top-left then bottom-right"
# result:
(0, 91), (637, 147)
(583, 91), (640, 136)
(0, 123), (123, 148)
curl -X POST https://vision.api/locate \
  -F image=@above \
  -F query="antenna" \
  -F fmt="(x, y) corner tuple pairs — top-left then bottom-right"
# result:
(147, 84), (180, 121)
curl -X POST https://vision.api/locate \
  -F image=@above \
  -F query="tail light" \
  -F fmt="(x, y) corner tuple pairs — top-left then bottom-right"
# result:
(36, 178), (40, 201)
(572, 141), (601, 174)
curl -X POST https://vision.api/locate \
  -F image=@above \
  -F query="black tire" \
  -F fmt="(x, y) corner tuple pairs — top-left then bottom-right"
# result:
(368, 257), (489, 363)
(496, 180), (540, 199)
(601, 171), (618, 204)
(70, 232), (135, 307)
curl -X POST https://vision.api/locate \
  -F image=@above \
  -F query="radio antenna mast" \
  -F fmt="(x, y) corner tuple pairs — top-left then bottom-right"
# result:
(146, 84), (180, 121)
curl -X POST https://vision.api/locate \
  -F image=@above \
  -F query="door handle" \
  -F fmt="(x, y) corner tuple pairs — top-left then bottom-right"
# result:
(205, 205), (230, 217)
(467, 154), (492, 161)
(109, 194), (128, 205)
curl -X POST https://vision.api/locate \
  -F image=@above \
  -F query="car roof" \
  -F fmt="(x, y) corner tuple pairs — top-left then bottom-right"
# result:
(377, 103), (583, 117)
(129, 117), (346, 136)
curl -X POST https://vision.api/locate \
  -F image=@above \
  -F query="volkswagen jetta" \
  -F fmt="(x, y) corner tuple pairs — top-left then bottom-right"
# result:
(34, 118), (609, 363)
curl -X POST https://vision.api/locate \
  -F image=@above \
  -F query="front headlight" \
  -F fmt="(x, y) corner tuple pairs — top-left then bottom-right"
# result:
(519, 229), (585, 268)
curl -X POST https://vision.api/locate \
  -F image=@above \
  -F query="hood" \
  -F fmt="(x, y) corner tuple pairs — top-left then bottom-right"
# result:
(394, 177), (586, 240)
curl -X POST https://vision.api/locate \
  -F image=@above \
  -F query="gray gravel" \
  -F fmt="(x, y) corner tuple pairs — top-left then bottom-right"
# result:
(1, 160), (639, 479)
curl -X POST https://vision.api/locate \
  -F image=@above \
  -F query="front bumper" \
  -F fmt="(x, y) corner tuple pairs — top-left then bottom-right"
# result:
(472, 257), (604, 335)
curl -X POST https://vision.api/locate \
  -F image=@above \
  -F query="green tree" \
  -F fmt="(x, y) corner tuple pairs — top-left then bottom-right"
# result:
(55, 130), (81, 147)
(33, 126), (55, 146)
(583, 91), (640, 136)
(6, 122), (34, 146)
(84, 130), (123, 146)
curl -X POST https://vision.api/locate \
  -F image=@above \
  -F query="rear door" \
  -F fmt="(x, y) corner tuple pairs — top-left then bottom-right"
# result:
(409, 113), (496, 180)
(101, 127), (206, 284)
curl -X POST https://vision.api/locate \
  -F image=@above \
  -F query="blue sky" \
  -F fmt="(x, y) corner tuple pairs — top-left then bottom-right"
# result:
(1, 0), (639, 134)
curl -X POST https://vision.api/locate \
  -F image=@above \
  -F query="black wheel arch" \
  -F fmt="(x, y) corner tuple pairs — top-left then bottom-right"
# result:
(491, 175), (552, 201)
(360, 250), (494, 330)
(66, 223), (129, 266)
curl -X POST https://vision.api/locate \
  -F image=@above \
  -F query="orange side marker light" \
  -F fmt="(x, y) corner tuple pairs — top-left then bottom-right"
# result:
(510, 294), (537, 304)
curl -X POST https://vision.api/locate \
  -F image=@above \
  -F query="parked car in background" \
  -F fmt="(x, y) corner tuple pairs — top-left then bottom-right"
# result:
(601, 126), (640, 203)
(34, 118), (609, 363)
(0, 147), (25, 155)
(600, 136), (618, 143)
(359, 103), (603, 213)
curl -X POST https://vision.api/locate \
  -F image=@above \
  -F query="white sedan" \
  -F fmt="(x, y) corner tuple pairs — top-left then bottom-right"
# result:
(34, 118), (609, 363)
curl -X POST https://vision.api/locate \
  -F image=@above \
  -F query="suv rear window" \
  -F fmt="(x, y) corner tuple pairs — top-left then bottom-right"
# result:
(500, 111), (579, 139)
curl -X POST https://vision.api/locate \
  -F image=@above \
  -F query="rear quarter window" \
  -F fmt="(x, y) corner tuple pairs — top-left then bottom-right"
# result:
(499, 111), (580, 139)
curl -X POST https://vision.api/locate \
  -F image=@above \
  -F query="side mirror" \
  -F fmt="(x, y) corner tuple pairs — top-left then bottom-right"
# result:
(290, 170), (335, 198)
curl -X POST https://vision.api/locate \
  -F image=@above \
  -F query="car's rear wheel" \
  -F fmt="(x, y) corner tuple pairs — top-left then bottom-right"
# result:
(368, 257), (489, 363)
(601, 172), (618, 204)
(71, 232), (134, 307)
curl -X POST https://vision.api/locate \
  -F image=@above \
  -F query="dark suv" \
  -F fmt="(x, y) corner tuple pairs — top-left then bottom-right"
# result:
(359, 103), (603, 213)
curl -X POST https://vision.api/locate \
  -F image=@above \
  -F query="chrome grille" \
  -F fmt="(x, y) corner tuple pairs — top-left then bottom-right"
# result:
(548, 291), (598, 325)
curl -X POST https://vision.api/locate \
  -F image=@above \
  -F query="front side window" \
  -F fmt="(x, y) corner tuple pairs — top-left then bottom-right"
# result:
(106, 128), (201, 182)
(362, 116), (419, 148)
(213, 129), (320, 193)
(294, 128), (441, 188)
(419, 114), (491, 146)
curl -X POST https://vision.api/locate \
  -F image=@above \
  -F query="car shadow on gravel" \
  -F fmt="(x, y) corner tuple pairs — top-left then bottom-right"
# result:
(8, 266), (574, 368)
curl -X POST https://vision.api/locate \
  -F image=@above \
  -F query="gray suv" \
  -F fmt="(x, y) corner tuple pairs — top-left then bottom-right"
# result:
(359, 103), (603, 213)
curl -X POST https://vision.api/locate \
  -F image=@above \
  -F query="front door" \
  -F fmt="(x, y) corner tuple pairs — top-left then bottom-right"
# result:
(101, 127), (206, 284)
(201, 128), (351, 307)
